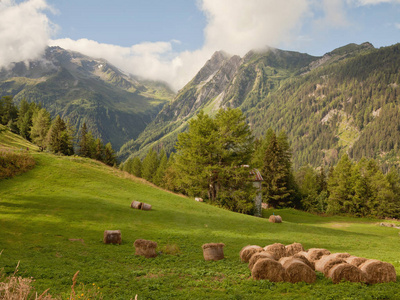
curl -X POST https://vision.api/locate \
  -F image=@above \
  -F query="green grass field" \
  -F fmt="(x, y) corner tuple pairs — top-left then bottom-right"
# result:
(1, 130), (400, 299)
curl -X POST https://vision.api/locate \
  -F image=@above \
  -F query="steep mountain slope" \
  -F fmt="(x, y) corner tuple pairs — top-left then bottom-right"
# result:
(120, 42), (382, 164)
(119, 47), (319, 159)
(0, 47), (175, 149)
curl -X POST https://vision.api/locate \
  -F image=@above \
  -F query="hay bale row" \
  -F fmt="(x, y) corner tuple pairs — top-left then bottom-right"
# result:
(242, 243), (396, 284)
(130, 201), (152, 211)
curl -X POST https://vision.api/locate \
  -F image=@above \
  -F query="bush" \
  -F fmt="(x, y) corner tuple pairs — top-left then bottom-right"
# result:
(0, 149), (35, 179)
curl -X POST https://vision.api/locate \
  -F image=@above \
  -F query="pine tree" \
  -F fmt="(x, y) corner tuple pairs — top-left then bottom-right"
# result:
(78, 122), (90, 157)
(93, 138), (104, 162)
(46, 115), (73, 155)
(104, 142), (117, 166)
(261, 132), (292, 208)
(327, 154), (354, 214)
(153, 149), (168, 186)
(30, 108), (51, 150)
(174, 108), (255, 213)
(142, 149), (159, 182)
(131, 157), (142, 177)
(17, 99), (36, 140)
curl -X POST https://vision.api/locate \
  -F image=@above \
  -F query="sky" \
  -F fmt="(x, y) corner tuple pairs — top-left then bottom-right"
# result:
(1, 0), (400, 90)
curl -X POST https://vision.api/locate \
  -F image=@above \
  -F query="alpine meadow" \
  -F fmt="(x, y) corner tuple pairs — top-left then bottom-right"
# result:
(2, 0), (400, 299)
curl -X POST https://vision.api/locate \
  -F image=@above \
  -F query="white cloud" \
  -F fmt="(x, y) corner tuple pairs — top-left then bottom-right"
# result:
(6, 0), (375, 91)
(349, 0), (400, 5)
(320, 0), (350, 28)
(396, 23), (400, 29)
(51, 0), (312, 90)
(0, 0), (55, 68)
(200, 0), (310, 55)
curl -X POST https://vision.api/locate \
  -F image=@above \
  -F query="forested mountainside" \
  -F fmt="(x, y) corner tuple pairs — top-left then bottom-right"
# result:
(120, 42), (400, 170)
(0, 47), (174, 149)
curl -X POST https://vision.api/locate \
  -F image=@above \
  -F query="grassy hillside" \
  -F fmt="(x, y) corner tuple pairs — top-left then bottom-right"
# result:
(1, 132), (400, 299)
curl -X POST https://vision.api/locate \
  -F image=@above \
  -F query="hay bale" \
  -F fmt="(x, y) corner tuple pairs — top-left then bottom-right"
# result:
(103, 230), (121, 244)
(131, 201), (143, 209)
(285, 243), (304, 256)
(269, 215), (282, 223)
(264, 243), (287, 259)
(251, 258), (286, 282)
(359, 259), (397, 284)
(306, 248), (331, 263)
(280, 257), (316, 284)
(202, 243), (225, 261)
(240, 245), (263, 263)
(248, 251), (276, 270)
(315, 255), (347, 276)
(327, 263), (367, 284)
(329, 253), (351, 259)
(141, 203), (152, 211)
(345, 256), (368, 267)
(292, 253), (315, 270)
(134, 239), (158, 258)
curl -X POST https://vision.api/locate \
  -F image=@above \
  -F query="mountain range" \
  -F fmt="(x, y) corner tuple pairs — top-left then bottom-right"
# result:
(0, 46), (174, 149)
(2, 42), (400, 170)
(120, 41), (400, 170)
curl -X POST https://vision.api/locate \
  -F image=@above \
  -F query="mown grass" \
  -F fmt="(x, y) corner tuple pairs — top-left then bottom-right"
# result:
(0, 132), (400, 299)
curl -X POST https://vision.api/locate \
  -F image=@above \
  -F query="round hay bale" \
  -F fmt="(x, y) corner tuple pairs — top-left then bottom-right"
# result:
(280, 257), (316, 284)
(141, 203), (152, 211)
(103, 230), (121, 244)
(251, 258), (286, 282)
(345, 256), (368, 267)
(131, 201), (143, 209)
(329, 253), (351, 259)
(285, 243), (304, 256)
(248, 251), (276, 270)
(315, 255), (347, 276)
(240, 245), (263, 263)
(306, 248), (331, 263)
(202, 243), (225, 261)
(264, 243), (287, 259)
(359, 259), (397, 284)
(327, 263), (367, 284)
(292, 253), (315, 270)
(269, 215), (282, 223)
(134, 239), (158, 258)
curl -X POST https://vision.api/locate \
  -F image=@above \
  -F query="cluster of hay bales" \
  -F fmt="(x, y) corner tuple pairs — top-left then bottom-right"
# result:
(241, 243), (397, 284)
(130, 201), (152, 211)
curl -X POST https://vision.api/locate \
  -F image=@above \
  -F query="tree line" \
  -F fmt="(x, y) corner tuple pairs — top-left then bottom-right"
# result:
(0, 96), (116, 166)
(123, 108), (400, 219)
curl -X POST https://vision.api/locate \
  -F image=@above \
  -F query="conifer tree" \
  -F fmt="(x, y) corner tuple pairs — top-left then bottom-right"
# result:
(131, 157), (142, 178)
(327, 154), (354, 214)
(93, 138), (104, 162)
(30, 108), (51, 149)
(260, 131), (293, 208)
(78, 122), (90, 157)
(153, 149), (168, 186)
(104, 142), (117, 166)
(174, 108), (255, 213)
(142, 149), (159, 182)
(46, 115), (73, 155)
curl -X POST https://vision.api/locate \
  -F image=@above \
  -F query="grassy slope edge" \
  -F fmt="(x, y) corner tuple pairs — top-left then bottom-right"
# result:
(0, 130), (399, 299)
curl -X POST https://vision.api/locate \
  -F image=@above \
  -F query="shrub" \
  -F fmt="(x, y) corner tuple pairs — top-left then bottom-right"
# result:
(0, 149), (35, 179)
